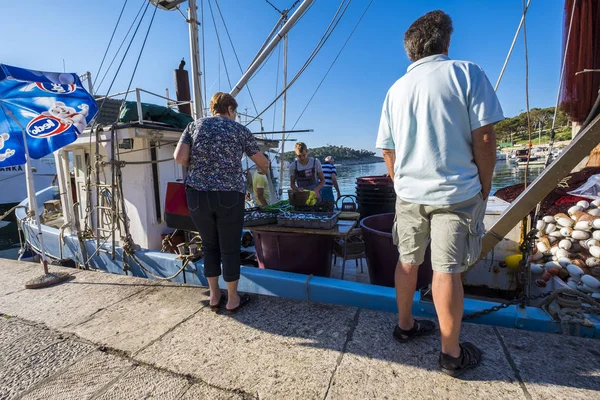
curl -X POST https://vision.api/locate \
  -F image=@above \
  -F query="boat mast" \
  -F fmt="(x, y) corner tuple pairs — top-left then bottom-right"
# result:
(150, 0), (204, 118)
(188, 0), (204, 119)
(279, 33), (288, 197)
(229, 0), (313, 98)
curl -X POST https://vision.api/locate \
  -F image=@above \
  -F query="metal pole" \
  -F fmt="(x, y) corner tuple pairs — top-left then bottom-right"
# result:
(230, 0), (314, 98)
(279, 34), (288, 197)
(188, 0), (204, 119)
(86, 71), (94, 95)
(4, 108), (49, 273)
(136, 88), (143, 124)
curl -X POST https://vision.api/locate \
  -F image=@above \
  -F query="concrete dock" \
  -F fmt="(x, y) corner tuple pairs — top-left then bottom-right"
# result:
(1, 258), (599, 399)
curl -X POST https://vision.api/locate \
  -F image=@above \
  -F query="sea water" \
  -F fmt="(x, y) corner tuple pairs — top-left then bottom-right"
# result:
(280, 160), (544, 199)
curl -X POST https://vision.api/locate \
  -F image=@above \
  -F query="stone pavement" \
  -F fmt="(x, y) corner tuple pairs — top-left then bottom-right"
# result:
(1, 258), (599, 400)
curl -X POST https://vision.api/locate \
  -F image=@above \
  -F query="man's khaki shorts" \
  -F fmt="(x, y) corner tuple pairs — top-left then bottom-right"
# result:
(392, 193), (487, 274)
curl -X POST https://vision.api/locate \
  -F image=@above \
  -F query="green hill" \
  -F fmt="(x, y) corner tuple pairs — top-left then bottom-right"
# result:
(281, 145), (382, 164)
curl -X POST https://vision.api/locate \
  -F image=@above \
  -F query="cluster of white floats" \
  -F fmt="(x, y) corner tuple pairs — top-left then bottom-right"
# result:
(533, 199), (600, 299)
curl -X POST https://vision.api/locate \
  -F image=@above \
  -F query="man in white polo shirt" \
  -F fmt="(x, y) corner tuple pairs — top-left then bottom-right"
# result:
(376, 10), (503, 377)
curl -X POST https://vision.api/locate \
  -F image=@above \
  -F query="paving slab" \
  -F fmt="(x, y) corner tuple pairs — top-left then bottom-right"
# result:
(0, 259), (78, 297)
(179, 383), (248, 400)
(497, 326), (600, 400)
(66, 284), (208, 354)
(20, 350), (134, 400)
(96, 364), (191, 400)
(136, 296), (357, 400)
(0, 317), (64, 367)
(0, 267), (155, 329)
(0, 336), (94, 399)
(326, 309), (526, 400)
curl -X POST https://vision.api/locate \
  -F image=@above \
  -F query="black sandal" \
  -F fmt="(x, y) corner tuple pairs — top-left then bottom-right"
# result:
(439, 342), (482, 377)
(202, 291), (227, 311)
(393, 319), (436, 343)
(224, 293), (252, 315)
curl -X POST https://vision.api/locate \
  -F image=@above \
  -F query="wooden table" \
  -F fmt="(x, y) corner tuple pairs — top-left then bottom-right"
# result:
(248, 220), (358, 276)
(248, 219), (356, 237)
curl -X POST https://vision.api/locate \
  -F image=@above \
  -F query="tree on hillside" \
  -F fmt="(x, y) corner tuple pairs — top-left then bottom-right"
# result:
(281, 145), (377, 162)
(495, 107), (571, 143)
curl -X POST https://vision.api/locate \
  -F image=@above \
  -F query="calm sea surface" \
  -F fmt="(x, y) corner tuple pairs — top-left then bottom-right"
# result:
(280, 160), (544, 199)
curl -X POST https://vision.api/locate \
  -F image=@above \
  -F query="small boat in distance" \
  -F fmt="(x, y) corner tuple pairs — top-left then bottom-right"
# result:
(496, 150), (507, 161)
(509, 148), (548, 166)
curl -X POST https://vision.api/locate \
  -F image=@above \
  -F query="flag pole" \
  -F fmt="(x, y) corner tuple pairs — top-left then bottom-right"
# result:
(6, 108), (70, 288)
(4, 109), (50, 273)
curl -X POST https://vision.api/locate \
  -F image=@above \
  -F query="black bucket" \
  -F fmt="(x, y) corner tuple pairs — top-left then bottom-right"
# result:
(360, 213), (433, 288)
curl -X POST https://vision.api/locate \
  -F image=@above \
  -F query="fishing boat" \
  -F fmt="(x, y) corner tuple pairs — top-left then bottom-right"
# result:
(496, 149), (507, 161)
(509, 148), (549, 166)
(10, 0), (600, 338)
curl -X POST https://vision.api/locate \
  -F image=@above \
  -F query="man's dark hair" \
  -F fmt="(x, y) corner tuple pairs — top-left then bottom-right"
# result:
(404, 10), (453, 62)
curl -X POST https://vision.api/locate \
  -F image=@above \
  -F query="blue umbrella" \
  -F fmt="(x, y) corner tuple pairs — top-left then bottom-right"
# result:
(0, 64), (98, 167)
(0, 64), (98, 281)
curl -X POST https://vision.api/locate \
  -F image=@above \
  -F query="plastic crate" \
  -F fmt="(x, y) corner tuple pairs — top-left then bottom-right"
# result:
(277, 211), (340, 230)
(244, 212), (279, 227)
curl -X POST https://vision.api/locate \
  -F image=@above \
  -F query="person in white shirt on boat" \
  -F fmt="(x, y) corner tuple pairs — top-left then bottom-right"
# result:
(376, 10), (503, 377)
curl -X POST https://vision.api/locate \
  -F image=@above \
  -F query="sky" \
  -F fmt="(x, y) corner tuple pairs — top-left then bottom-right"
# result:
(2, 0), (566, 153)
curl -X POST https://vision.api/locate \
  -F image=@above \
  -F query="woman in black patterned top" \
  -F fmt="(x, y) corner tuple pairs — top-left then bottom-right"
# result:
(174, 92), (269, 314)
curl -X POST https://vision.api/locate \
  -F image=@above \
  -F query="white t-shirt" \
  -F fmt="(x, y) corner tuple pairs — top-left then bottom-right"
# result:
(376, 54), (504, 205)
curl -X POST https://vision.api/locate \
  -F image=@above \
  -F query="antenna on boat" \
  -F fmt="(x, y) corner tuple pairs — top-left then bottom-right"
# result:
(150, 0), (204, 119)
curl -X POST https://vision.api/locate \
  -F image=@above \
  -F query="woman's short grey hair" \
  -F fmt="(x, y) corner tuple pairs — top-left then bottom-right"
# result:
(404, 10), (453, 62)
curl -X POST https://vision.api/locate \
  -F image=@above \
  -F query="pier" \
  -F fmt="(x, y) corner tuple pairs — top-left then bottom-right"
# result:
(1, 259), (599, 399)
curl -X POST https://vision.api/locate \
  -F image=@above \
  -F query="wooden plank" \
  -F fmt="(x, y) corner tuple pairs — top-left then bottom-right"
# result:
(477, 114), (600, 263)
(249, 220), (356, 237)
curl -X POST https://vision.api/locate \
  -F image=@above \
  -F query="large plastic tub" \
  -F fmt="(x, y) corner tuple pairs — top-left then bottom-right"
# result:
(360, 213), (433, 288)
(253, 231), (333, 277)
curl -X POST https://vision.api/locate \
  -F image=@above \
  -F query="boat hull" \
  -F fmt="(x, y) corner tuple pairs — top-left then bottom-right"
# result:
(15, 186), (600, 339)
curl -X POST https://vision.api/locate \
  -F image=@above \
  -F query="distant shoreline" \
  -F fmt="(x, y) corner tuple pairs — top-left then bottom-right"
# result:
(335, 156), (384, 166)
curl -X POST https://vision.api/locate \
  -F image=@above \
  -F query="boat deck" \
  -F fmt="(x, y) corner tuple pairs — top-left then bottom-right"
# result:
(1, 259), (599, 399)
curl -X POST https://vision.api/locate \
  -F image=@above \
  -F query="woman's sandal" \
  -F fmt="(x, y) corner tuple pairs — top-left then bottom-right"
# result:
(202, 291), (227, 311)
(392, 319), (436, 343)
(209, 295), (227, 311)
(224, 294), (252, 315)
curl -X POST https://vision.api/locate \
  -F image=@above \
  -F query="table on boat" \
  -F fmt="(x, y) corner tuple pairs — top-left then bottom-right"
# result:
(248, 220), (357, 277)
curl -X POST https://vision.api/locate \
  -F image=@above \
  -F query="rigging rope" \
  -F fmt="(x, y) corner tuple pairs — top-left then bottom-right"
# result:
(116, 2), (159, 116)
(96, 0), (148, 94)
(291, 0), (374, 131)
(244, 0), (352, 129)
(494, 0), (532, 92)
(547, 0), (578, 158)
(95, 0), (130, 89)
(520, 0), (534, 190)
(266, 0), (283, 14)
(533, 0), (579, 222)
(273, 42), (282, 131)
(201, 0), (208, 109)
(207, 0), (233, 90)
(214, 0), (259, 115)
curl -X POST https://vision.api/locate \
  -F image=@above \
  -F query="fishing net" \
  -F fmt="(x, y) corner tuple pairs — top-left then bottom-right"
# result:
(559, 0), (600, 124)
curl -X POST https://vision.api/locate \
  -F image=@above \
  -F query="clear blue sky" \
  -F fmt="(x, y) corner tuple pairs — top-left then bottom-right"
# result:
(2, 0), (565, 153)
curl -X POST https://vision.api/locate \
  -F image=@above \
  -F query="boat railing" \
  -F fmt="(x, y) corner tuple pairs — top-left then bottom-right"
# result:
(95, 88), (194, 125)
(95, 88), (263, 128)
